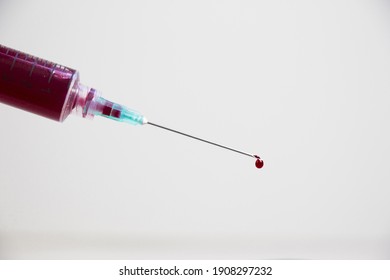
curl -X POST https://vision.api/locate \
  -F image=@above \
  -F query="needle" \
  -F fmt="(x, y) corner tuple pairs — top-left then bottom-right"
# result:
(147, 121), (257, 159)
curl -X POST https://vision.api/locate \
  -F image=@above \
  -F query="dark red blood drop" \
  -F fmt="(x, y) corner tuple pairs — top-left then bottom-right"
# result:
(255, 158), (264, 169)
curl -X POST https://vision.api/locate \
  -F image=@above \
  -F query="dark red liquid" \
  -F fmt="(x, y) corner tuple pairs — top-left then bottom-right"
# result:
(254, 155), (264, 169)
(101, 101), (122, 119)
(0, 45), (77, 121)
(102, 103), (114, 116)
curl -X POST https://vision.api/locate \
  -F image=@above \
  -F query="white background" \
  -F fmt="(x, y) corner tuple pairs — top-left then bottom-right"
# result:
(0, 0), (389, 259)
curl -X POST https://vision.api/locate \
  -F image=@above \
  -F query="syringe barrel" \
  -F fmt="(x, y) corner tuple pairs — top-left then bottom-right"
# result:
(0, 44), (146, 125)
(0, 44), (82, 122)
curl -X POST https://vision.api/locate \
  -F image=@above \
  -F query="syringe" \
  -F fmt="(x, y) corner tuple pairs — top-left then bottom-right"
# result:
(0, 44), (263, 168)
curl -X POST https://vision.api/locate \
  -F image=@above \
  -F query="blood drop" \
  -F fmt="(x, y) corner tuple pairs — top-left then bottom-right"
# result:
(253, 155), (264, 169)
